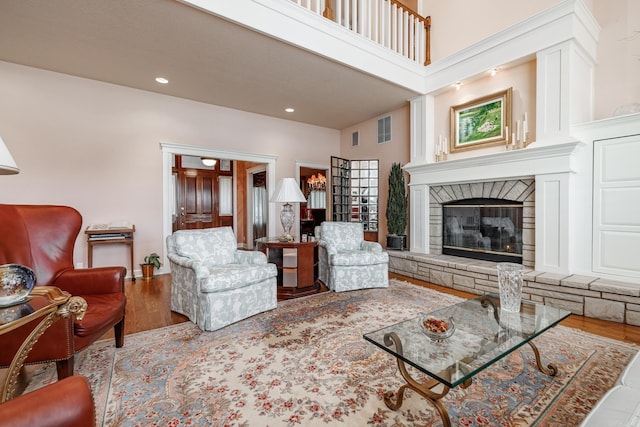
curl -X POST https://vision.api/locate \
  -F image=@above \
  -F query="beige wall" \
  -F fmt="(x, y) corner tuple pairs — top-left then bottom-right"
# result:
(435, 60), (537, 159)
(423, 0), (639, 120)
(340, 105), (411, 243)
(593, 0), (640, 118)
(424, 0), (560, 63)
(0, 61), (340, 272)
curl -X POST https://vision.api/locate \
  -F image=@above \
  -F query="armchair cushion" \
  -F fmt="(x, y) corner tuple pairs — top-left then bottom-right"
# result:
(74, 292), (127, 338)
(173, 227), (237, 265)
(331, 250), (389, 266)
(234, 250), (268, 265)
(201, 262), (277, 293)
(320, 222), (364, 252)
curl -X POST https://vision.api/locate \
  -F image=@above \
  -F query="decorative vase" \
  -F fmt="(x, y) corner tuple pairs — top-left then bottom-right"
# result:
(497, 262), (524, 313)
(0, 264), (36, 306)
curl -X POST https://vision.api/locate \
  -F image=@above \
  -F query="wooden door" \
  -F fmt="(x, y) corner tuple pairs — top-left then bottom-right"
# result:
(176, 169), (216, 230)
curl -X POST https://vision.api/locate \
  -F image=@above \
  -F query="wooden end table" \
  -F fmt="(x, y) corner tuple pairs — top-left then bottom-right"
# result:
(257, 237), (320, 299)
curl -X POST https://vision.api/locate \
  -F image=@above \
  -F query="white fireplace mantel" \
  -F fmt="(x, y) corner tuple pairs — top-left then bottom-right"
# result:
(406, 140), (589, 276)
(404, 141), (585, 187)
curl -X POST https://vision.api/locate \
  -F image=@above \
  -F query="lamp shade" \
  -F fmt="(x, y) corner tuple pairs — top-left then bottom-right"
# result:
(270, 178), (306, 203)
(0, 136), (18, 175)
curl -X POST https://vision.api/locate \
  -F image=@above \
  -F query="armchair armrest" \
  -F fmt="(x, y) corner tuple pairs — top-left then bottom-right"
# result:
(361, 241), (383, 253)
(167, 253), (210, 279)
(54, 266), (125, 296)
(234, 250), (267, 264)
(318, 240), (337, 256)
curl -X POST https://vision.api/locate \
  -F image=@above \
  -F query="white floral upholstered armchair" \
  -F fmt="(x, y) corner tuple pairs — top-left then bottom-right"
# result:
(315, 222), (389, 292)
(166, 227), (277, 331)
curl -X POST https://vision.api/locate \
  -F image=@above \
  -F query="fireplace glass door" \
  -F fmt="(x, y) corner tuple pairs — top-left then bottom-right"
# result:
(443, 199), (523, 263)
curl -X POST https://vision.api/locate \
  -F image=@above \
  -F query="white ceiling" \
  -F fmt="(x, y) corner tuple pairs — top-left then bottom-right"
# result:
(0, 0), (421, 130)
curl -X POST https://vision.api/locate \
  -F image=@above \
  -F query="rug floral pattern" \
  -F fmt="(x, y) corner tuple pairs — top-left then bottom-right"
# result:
(28, 280), (637, 426)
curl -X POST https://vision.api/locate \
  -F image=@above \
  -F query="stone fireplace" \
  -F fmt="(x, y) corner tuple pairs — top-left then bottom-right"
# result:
(434, 179), (534, 266)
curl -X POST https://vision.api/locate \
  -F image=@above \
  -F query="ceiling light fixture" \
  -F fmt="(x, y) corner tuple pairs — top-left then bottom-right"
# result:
(490, 68), (498, 76)
(201, 158), (216, 167)
(455, 82), (462, 90)
(155, 77), (169, 84)
(285, 107), (295, 113)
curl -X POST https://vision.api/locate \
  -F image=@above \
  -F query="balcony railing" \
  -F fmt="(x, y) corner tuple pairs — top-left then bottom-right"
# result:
(290, 0), (430, 66)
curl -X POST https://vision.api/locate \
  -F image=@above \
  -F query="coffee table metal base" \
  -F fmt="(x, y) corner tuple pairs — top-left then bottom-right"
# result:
(382, 332), (557, 427)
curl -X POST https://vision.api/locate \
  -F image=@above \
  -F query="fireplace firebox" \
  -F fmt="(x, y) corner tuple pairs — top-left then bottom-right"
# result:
(442, 198), (523, 263)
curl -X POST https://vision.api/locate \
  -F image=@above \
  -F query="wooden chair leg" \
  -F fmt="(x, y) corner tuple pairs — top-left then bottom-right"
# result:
(114, 318), (125, 348)
(56, 356), (74, 379)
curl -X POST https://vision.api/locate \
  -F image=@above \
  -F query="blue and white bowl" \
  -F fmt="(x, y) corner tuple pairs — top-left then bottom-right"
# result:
(0, 264), (36, 306)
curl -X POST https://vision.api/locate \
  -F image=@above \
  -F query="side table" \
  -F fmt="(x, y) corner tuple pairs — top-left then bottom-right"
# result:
(0, 286), (87, 402)
(85, 226), (135, 282)
(257, 237), (320, 299)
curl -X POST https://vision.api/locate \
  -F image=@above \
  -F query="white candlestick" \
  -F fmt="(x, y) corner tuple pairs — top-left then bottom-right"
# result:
(505, 126), (509, 142)
(444, 137), (448, 154)
(523, 112), (528, 134)
(516, 120), (521, 142)
(512, 133), (516, 147)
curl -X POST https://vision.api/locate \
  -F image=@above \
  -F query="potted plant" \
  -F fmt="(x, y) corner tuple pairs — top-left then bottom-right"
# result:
(386, 162), (407, 250)
(140, 252), (161, 280)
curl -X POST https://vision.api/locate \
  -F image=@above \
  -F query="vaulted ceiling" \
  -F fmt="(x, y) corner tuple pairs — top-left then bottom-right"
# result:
(0, 0), (421, 129)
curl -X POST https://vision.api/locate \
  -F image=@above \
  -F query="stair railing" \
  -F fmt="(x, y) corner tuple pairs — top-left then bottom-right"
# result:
(290, 0), (430, 66)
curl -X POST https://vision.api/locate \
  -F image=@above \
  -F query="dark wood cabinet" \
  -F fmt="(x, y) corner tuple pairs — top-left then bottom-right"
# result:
(257, 238), (320, 300)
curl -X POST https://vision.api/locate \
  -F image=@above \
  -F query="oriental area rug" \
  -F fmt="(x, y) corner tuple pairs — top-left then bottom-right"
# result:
(27, 280), (637, 426)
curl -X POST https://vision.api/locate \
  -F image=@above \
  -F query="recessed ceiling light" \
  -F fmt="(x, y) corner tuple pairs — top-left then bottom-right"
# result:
(155, 77), (169, 84)
(285, 107), (295, 113)
(455, 82), (462, 90)
(490, 68), (498, 76)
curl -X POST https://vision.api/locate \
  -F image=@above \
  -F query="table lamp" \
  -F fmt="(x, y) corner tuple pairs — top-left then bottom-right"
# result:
(0, 136), (19, 175)
(270, 177), (307, 242)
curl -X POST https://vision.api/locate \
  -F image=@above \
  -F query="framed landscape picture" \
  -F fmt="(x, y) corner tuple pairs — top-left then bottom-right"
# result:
(450, 87), (512, 153)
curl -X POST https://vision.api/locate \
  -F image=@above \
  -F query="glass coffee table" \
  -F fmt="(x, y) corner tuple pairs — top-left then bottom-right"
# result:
(363, 294), (571, 427)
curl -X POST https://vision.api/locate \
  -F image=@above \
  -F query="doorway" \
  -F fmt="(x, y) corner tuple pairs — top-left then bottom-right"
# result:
(247, 166), (267, 249)
(173, 155), (233, 231)
(162, 143), (277, 259)
(296, 161), (330, 237)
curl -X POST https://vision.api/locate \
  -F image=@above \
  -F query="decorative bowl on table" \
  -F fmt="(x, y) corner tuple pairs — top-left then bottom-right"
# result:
(0, 264), (36, 307)
(419, 313), (455, 341)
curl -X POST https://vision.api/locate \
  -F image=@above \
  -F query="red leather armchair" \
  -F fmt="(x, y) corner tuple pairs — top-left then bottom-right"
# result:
(0, 204), (126, 379)
(0, 375), (95, 427)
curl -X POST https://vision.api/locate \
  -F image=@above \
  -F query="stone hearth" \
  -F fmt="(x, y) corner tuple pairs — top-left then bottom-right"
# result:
(429, 178), (535, 267)
(388, 251), (640, 326)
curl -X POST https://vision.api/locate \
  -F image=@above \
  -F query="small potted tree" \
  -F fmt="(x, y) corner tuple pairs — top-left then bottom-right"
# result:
(140, 252), (161, 280)
(386, 162), (407, 250)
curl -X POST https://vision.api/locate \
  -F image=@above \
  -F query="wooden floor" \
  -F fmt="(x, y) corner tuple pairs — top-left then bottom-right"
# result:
(107, 273), (640, 346)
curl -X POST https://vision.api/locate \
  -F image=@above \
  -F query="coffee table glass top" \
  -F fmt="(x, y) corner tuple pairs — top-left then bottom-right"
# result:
(363, 294), (571, 388)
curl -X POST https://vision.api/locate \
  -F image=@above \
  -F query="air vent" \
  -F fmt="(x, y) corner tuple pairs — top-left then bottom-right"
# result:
(351, 131), (359, 147)
(377, 116), (391, 144)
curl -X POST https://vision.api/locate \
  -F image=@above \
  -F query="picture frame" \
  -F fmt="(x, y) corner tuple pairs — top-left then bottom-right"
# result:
(220, 159), (231, 171)
(450, 87), (512, 153)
